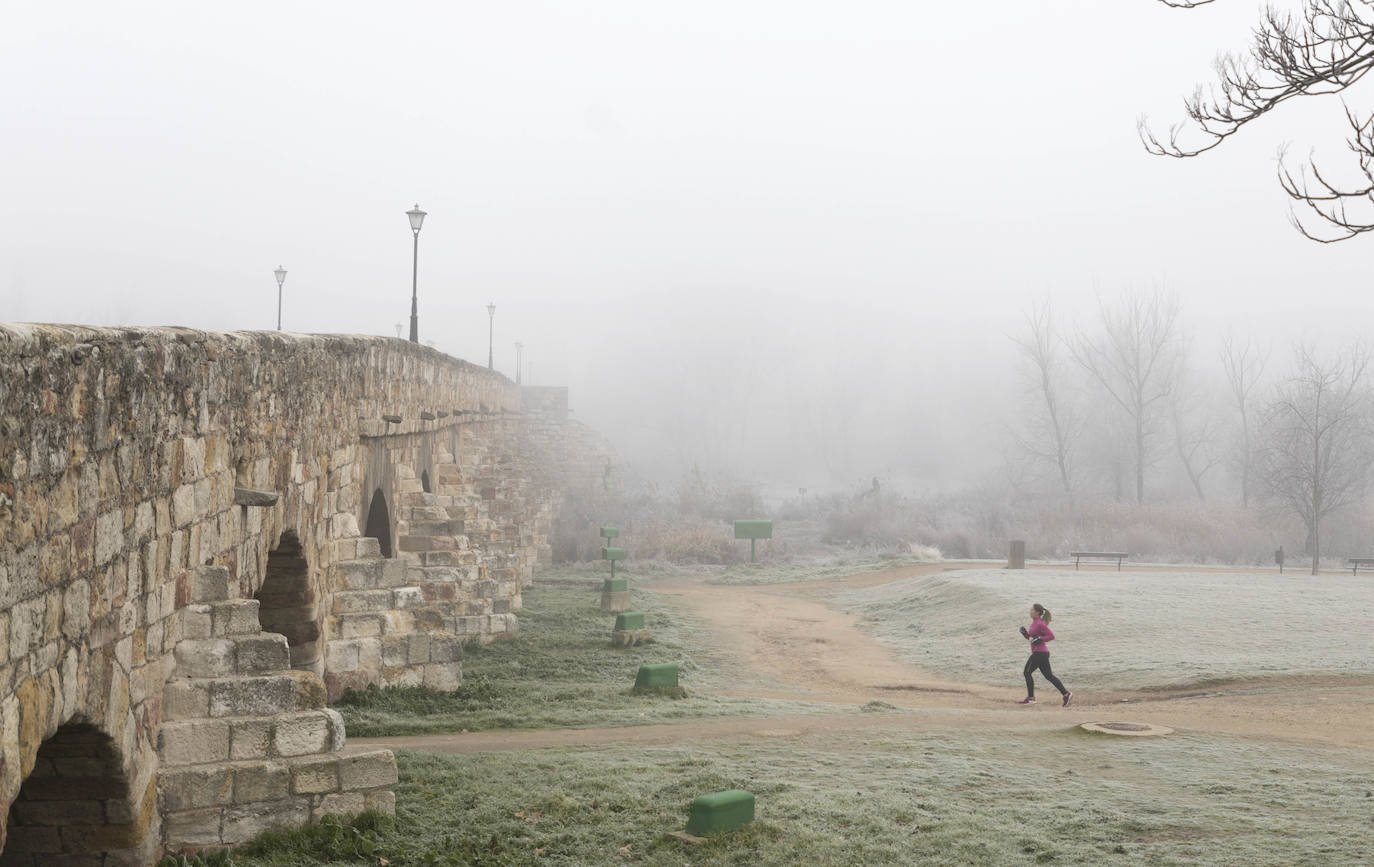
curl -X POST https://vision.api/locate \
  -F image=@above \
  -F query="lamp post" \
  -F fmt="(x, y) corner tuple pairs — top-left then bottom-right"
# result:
(273, 266), (287, 330)
(515, 342), (524, 385)
(406, 204), (427, 343)
(486, 302), (496, 369)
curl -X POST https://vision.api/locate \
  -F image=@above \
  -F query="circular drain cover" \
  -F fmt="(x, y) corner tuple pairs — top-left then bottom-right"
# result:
(1080, 721), (1173, 737)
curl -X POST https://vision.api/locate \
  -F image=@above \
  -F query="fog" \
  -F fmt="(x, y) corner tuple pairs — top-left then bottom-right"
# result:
(5, 1), (1374, 497)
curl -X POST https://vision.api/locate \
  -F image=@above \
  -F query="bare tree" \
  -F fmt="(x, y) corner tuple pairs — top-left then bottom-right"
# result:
(1220, 334), (1269, 507)
(1168, 364), (1222, 502)
(1070, 291), (1183, 505)
(1256, 343), (1373, 574)
(1143, 2), (1374, 240)
(1011, 298), (1077, 497)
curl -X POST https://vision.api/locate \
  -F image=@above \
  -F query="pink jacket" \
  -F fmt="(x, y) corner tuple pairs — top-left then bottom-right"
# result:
(1028, 617), (1055, 652)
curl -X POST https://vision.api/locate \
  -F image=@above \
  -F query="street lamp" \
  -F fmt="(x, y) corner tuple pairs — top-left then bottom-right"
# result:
(273, 266), (287, 330)
(406, 204), (427, 343)
(486, 302), (496, 370)
(515, 341), (524, 385)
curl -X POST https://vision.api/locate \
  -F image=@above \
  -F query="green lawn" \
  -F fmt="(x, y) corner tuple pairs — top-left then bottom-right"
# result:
(333, 582), (829, 736)
(836, 568), (1374, 691)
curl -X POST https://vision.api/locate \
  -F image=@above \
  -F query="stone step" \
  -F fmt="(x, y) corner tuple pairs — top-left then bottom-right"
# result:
(334, 537), (382, 562)
(159, 750), (397, 850)
(158, 710), (347, 766)
(180, 599), (262, 640)
(163, 671), (326, 721)
(174, 635), (291, 678)
(333, 557), (408, 590)
(330, 587), (427, 615)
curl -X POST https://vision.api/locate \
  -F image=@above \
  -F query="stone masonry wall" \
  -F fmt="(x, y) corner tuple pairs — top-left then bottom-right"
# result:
(0, 325), (563, 859)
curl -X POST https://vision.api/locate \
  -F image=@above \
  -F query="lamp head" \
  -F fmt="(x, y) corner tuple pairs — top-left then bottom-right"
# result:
(406, 204), (427, 233)
(274, 266), (287, 286)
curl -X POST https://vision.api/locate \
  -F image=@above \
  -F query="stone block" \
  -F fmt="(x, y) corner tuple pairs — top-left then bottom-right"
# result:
(174, 639), (236, 678)
(172, 483), (196, 528)
(273, 711), (330, 757)
(381, 559), (408, 587)
(235, 634), (291, 674)
(338, 614), (385, 639)
(159, 719), (231, 765)
(287, 669), (328, 710)
(191, 566), (231, 603)
(428, 634), (464, 663)
(391, 586), (425, 609)
(208, 676), (297, 717)
(324, 639), (360, 672)
(422, 662), (461, 691)
(95, 509), (124, 566)
(314, 791), (365, 819)
(162, 807), (224, 850)
(323, 708), (347, 749)
(339, 750), (398, 791)
(365, 789), (397, 815)
(290, 756), (340, 795)
(211, 599), (261, 636)
(161, 680), (210, 721)
(406, 632), (431, 664)
(230, 719), (273, 760)
(160, 765), (234, 811)
(331, 589), (391, 614)
(179, 604), (213, 641)
(335, 560), (381, 590)
(380, 635), (409, 668)
(221, 798), (310, 844)
(233, 761), (290, 803)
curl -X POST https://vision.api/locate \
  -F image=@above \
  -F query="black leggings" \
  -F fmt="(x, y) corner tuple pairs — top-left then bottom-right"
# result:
(1024, 652), (1066, 697)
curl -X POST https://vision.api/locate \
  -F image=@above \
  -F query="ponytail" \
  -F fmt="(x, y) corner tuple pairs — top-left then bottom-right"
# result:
(1033, 603), (1052, 624)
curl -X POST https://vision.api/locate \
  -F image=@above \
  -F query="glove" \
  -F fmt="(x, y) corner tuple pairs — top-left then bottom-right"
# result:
(1019, 626), (1030, 638)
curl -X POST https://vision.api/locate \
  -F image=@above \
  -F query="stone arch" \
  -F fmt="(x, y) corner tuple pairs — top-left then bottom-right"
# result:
(1, 721), (152, 865)
(421, 470), (432, 494)
(364, 488), (393, 558)
(254, 530), (322, 674)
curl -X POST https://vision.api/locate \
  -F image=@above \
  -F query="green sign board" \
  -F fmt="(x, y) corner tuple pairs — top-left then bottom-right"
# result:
(600, 526), (619, 539)
(602, 546), (626, 561)
(734, 520), (772, 563)
(733, 520), (773, 540)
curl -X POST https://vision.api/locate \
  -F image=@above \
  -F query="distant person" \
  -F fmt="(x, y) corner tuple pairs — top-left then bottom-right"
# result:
(1018, 603), (1071, 706)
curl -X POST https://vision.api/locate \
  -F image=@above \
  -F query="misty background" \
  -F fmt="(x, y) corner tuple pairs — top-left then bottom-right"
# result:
(5, 1), (1373, 505)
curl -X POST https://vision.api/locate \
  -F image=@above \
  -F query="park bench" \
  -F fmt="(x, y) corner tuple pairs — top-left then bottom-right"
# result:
(1346, 558), (1374, 575)
(1070, 551), (1128, 571)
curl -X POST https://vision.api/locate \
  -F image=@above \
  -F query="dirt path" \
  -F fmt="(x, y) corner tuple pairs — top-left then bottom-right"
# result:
(351, 563), (1374, 755)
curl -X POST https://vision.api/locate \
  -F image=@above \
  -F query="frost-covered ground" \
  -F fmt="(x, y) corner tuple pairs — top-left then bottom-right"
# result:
(836, 568), (1374, 691)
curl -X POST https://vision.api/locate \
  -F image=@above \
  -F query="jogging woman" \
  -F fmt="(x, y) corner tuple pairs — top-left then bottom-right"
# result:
(1019, 603), (1071, 706)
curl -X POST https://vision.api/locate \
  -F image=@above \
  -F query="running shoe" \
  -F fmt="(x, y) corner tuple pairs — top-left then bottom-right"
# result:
(1062, 691), (1073, 707)
(1018, 697), (1036, 704)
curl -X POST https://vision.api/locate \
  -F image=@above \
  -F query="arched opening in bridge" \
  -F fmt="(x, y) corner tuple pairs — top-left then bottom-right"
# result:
(364, 488), (393, 558)
(421, 470), (432, 494)
(255, 530), (320, 671)
(2, 721), (149, 864)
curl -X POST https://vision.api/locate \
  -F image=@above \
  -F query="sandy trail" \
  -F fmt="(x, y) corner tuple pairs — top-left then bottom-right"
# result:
(352, 563), (1374, 755)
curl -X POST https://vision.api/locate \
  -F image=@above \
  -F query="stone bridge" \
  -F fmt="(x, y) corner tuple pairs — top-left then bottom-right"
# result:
(0, 326), (613, 863)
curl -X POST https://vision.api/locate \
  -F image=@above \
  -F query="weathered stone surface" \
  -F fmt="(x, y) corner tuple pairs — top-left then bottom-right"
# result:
(233, 488), (280, 508)
(339, 751), (398, 791)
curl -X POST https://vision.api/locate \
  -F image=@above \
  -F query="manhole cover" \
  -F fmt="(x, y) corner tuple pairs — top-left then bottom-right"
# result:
(1079, 721), (1173, 737)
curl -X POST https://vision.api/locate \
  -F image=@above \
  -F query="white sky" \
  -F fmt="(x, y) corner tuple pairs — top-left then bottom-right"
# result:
(4, 1), (1372, 490)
